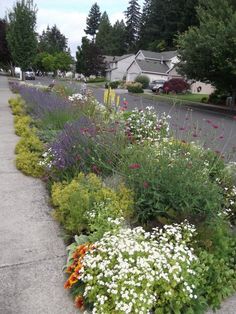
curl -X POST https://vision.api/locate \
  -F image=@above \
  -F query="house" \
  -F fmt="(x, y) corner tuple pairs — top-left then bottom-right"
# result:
(126, 50), (180, 83)
(126, 50), (214, 94)
(105, 54), (135, 81)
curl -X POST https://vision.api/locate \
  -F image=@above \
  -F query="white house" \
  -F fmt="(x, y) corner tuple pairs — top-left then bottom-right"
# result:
(126, 50), (214, 94)
(126, 50), (180, 83)
(105, 54), (135, 81)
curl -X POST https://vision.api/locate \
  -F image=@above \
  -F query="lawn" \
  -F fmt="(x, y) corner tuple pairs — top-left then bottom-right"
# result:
(145, 92), (208, 104)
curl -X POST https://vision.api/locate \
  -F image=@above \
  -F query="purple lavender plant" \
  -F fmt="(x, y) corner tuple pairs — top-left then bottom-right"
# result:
(48, 117), (97, 176)
(18, 85), (72, 118)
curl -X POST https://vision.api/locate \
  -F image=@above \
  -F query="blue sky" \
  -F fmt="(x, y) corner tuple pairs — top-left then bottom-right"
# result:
(0, 0), (144, 56)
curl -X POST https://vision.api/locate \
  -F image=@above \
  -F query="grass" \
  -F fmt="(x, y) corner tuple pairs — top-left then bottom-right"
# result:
(144, 92), (208, 104)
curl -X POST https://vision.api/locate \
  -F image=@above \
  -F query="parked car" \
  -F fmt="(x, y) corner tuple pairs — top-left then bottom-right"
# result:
(162, 78), (190, 94)
(25, 69), (35, 80)
(150, 80), (166, 92)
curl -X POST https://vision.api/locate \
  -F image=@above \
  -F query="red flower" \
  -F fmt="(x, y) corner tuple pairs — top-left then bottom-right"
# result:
(206, 119), (212, 124)
(143, 181), (149, 189)
(129, 163), (141, 169)
(212, 124), (219, 129)
(75, 296), (84, 309)
(179, 127), (186, 131)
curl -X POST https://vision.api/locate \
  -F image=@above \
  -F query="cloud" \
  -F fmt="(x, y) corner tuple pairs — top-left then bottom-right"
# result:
(0, 0), (144, 56)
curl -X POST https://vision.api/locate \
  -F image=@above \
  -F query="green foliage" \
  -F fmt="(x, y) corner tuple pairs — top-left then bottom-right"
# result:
(0, 19), (12, 67)
(95, 12), (113, 55)
(118, 141), (224, 228)
(38, 24), (68, 54)
(134, 75), (150, 88)
(138, 0), (198, 50)
(14, 115), (32, 136)
(178, 0), (236, 102)
(86, 77), (106, 83)
(76, 37), (105, 76)
(105, 81), (120, 89)
(7, 0), (37, 71)
(197, 240), (236, 310)
(127, 82), (143, 93)
(9, 96), (25, 116)
(84, 3), (101, 38)
(125, 0), (141, 51)
(16, 150), (44, 177)
(15, 132), (44, 154)
(51, 173), (134, 237)
(108, 20), (127, 55)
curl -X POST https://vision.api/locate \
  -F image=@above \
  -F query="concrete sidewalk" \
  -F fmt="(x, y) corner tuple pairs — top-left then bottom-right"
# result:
(0, 76), (78, 313)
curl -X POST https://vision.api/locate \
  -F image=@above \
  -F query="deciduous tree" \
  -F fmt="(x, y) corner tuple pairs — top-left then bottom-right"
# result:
(7, 0), (37, 76)
(178, 0), (236, 107)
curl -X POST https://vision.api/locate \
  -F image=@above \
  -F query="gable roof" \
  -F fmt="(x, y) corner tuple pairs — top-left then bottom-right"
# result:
(139, 50), (177, 61)
(104, 54), (134, 64)
(136, 59), (169, 74)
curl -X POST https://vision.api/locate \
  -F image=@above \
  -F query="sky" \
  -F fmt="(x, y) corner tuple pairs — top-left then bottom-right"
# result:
(0, 0), (144, 56)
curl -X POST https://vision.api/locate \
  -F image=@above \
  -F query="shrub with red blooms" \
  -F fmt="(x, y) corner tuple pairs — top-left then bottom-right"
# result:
(163, 78), (190, 94)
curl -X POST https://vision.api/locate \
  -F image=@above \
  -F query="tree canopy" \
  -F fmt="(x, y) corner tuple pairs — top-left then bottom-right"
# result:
(7, 0), (37, 71)
(84, 2), (101, 40)
(0, 19), (12, 68)
(125, 0), (141, 51)
(38, 25), (68, 54)
(178, 0), (236, 105)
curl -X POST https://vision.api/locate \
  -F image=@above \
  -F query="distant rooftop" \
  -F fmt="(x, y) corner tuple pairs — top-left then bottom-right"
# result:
(139, 50), (177, 61)
(136, 59), (169, 74)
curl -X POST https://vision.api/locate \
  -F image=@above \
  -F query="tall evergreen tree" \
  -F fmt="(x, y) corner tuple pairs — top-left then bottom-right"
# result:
(109, 20), (127, 55)
(125, 0), (141, 51)
(96, 12), (112, 54)
(139, 0), (198, 50)
(38, 25), (68, 54)
(7, 0), (37, 75)
(84, 2), (101, 40)
(76, 37), (105, 76)
(138, 0), (152, 49)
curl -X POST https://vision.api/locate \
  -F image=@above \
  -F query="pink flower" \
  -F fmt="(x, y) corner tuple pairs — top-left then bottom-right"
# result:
(143, 181), (149, 189)
(212, 124), (219, 129)
(129, 163), (141, 169)
(179, 127), (186, 131)
(206, 119), (212, 124)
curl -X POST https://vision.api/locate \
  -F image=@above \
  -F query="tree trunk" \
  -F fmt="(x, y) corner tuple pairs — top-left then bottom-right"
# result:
(231, 89), (236, 108)
(21, 71), (25, 81)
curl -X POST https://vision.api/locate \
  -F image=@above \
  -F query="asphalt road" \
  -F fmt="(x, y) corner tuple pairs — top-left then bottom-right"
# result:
(29, 77), (236, 161)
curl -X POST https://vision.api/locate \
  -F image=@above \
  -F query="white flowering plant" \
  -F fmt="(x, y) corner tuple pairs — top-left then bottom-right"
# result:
(70, 222), (200, 314)
(122, 106), (170, 143)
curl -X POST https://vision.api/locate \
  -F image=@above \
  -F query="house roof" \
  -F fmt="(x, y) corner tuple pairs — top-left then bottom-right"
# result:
(136, 59), (169, 74)
(139, 50), (177, 61)
(104, 54), (134, 64)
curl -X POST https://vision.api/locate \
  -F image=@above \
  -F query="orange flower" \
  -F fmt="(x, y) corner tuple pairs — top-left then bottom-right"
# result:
(69, 274), (78, 285)
(64, 279), (72, 289)
(75, 295), (84, 309)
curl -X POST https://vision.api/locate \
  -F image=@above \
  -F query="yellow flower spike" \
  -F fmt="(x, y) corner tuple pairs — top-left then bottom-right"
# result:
(116, 95), (120, 107)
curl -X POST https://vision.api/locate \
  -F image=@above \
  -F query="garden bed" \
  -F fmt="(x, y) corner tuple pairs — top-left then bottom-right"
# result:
(9, 80), (236, 314)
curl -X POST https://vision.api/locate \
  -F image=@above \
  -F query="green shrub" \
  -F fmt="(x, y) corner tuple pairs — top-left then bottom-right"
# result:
(118, 141), (224, 229)
(127, 82), (143, 93)
(196, 239), (236, 310)
(16, 150), (44, 177)
(51, 173), (134, 237)
(105, 81), (120, 89)
(201, 96), (208, 103)
(15, 133), (44, 154)
(14, 115), (32, 136)
(134, 75), (150, 89)
(9, 96), (25, 116)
